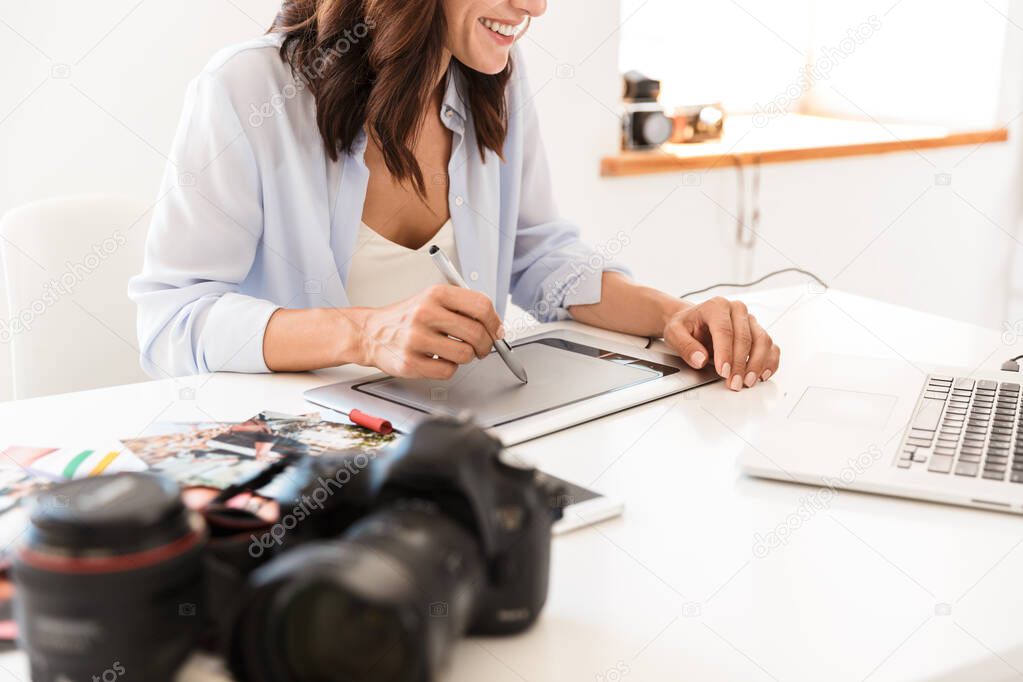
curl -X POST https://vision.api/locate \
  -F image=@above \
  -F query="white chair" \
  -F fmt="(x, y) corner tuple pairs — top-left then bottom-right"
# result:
(0, 195), (153, 399)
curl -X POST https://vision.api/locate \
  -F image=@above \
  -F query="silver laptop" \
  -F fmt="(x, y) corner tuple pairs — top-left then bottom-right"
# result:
(738, 353), (1023, 513)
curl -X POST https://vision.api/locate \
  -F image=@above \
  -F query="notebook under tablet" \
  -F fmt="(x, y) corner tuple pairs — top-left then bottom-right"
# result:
(304, 329), (719, 445)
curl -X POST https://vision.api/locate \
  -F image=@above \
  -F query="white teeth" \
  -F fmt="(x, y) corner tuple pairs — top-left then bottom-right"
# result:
(479, 17), (527, 38)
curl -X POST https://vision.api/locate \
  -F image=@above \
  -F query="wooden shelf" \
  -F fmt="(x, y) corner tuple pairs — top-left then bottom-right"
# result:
(601, 114), (1009, 177)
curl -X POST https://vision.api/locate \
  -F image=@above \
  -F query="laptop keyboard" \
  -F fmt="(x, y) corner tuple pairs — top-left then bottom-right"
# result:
(897, 376), (1022, 481)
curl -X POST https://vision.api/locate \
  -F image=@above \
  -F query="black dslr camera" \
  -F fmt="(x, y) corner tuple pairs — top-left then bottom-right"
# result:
(13, 418), (564, 682)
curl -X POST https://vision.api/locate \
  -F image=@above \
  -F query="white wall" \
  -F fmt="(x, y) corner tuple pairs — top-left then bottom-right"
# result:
(0, 0), (282, 400)
(0, 0), (282, 209)
(521, 0), (1017, 328)
(0, 0), (1018, 400)
(615, 0), (1009, 128)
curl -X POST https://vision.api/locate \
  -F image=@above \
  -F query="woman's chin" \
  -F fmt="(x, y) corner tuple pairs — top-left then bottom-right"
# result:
(462, 51), (511, 75)
(481, 57), (510, 75)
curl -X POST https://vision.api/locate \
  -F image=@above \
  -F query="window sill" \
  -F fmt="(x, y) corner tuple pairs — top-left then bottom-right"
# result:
(600, 114), (1009, 178)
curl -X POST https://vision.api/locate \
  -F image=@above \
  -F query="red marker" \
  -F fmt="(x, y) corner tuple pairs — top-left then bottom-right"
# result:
(347, 409), (393, 435)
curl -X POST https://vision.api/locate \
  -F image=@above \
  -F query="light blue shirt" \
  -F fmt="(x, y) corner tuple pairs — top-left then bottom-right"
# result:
(128, 35), (628, 377)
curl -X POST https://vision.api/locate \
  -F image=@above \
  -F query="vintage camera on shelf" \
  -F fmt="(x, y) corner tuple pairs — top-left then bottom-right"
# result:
(621, 70), (674, 150)
(669, 103), (726, 144)
(13, 417), (566, 682)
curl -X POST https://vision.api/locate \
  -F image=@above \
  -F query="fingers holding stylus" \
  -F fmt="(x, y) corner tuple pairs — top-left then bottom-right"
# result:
(430, 285), (504, 341)
(359, 285), (502, 379)
(418, 330), (477, 366)
(414, 356), (459, 381)
(369, 331), (459, 379)
(428, 307), (493, 359)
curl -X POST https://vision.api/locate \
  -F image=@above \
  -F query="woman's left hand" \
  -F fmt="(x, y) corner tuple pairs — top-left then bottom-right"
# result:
(662, 297), (780, 391)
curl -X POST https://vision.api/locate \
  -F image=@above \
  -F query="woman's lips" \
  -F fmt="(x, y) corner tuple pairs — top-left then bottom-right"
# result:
(478, 16), (528, 46)
(480, 21), (516, 46)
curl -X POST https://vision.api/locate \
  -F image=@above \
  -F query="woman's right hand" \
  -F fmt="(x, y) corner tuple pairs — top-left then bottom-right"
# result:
(356, 284), (504, 379)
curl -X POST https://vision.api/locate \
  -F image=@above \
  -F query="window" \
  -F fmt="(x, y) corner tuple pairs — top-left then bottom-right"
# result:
(619, 0), (1009, 128)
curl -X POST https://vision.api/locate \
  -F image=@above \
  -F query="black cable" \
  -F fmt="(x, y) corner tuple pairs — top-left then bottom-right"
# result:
(642, 267), (829, 349)
(1001, 354), (1023, 372)
(675, 267), (828, 301)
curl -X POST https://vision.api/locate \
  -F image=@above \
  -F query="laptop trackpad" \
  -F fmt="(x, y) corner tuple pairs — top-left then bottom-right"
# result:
(789, 386), (897, 429)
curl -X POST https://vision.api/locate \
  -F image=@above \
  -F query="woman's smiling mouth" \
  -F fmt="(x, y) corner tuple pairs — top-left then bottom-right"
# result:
(478, 16), (529, 44)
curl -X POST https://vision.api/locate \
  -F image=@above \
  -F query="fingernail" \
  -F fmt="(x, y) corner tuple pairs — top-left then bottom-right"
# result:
(761, 369), (773, 381)
(721, 362), (730, 379)
(729, 374), (742, 391)
(691, 351), (706, 367)
(744, 371), (757, 387)
(497, 325), (506, 339)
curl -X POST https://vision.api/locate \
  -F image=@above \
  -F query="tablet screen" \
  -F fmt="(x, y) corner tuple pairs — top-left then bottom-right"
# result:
(354, 338), (677, 427)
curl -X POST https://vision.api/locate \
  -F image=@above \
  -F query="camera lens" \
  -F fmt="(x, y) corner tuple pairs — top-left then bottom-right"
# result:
(281, 584), (409, 681)
(228, 507), (484, 682)
(640, 112), (673, 146)
(13, 473), (206, 682)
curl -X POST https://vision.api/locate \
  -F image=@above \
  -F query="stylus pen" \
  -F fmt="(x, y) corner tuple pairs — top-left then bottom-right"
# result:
(428, 245), (529, 384)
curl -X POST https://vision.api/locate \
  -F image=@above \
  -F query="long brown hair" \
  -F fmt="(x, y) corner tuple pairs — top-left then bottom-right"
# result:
(272, 0), (512, 195)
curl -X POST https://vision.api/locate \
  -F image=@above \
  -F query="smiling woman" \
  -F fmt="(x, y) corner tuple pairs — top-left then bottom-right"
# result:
(273, 0), (517, 194)
(127, 0), (780, 392)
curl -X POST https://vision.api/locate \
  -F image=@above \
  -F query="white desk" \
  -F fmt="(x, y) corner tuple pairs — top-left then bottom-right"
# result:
(3, 286), (1023, 682)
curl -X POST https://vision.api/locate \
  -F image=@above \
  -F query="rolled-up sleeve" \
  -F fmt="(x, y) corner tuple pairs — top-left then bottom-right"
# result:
(507, 61), (631, 323)
(128, 72), (279, 377)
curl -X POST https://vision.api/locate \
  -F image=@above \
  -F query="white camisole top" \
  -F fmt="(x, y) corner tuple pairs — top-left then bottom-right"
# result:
(345, 220), (460, 309)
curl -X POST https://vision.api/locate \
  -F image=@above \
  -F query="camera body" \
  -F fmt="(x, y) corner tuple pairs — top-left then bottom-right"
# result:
(14, 417), (563, 682)
(376, 417), (555, 635)
(670, 103), (726, 144)
(229, 417), (559, 681)
(621, 70), (673, 150)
